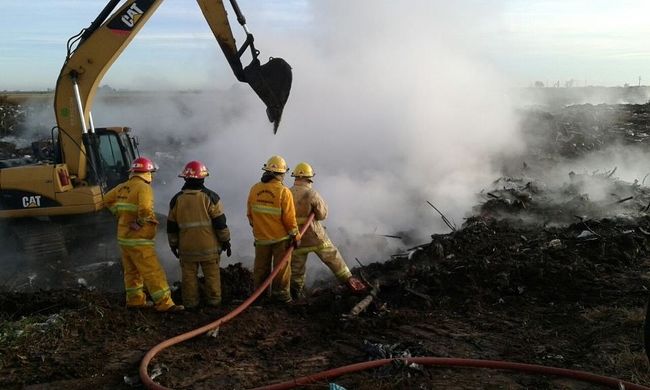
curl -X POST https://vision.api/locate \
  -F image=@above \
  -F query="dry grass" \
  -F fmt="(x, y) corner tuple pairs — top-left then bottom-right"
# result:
(0, 92), (52, 105)
(609, 346), (650, 385)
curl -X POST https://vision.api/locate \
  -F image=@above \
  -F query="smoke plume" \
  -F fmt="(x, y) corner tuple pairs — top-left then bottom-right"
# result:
(3, 1), (529, 287)
(89, 2), (523, 275)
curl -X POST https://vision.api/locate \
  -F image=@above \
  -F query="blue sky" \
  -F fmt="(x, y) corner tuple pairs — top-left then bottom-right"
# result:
(0, 0), (310, 90)
(2, 0), (650, 90)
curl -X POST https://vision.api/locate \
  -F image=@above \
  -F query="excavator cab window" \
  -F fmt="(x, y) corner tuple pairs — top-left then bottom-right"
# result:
(120, 132), (137, 163)
(97, 132), (130, 190)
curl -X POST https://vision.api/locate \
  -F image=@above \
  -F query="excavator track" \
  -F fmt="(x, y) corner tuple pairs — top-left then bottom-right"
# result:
(2, 219), (73, 290)
(0, 211), (172, 291)
(11, 219), (69, 261)
(1, 213), (121, 291)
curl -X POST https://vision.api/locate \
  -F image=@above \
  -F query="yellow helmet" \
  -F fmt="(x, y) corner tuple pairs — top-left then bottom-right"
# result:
(262, 155), (289, 173)
(291, 162), (315, 178)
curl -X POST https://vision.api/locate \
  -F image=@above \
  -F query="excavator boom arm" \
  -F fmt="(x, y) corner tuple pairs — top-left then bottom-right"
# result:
(54, 0), (292, 181)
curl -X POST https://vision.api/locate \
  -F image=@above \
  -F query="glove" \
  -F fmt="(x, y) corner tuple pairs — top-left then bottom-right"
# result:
(221, 241), (232, 257)
(170, 246), (179, 258)
(290, 234), (301, 249)
(346, 276), (368, 294)
(129, 221), (142, 231)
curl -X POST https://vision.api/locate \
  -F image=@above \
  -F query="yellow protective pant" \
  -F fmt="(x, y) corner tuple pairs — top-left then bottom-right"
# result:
(254, 240), (291, 302)
(119, 245), (175, 311)
(291, 245), (352, 294)
(180, 259), (221, 308)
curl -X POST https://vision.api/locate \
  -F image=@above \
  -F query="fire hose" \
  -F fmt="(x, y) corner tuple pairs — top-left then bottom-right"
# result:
(251, 357), (650, 390)
(139, 213), (316, 390)
(139, 212), (650, 390)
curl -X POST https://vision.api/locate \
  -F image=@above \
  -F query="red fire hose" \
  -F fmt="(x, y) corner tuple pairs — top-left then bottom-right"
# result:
(139, 214), (316, 390)
(252, 357), (650, 390)
(140, 212), (649, 390)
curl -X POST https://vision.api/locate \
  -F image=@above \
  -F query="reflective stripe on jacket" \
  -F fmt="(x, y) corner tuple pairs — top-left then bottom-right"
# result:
(247, 178), (298, 245)
(103, 174), (158, 246)
(290, 181), (331, 248)
(167, 185), (230, 262)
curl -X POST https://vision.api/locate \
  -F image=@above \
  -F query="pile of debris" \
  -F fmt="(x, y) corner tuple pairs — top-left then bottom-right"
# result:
(475, 169), (650, 226)
(0, 141), (45, 167)
(0, 99), (27, 137)
(521, 103), (650, 158)
(368, 215), (650, 307)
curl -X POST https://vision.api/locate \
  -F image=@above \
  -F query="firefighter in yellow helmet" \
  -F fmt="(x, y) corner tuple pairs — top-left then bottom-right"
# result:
(289, 162), (367, 299)
(103, 157), (183, 312)
(167, 160), (231, 309)
(246, 155), (300, 303)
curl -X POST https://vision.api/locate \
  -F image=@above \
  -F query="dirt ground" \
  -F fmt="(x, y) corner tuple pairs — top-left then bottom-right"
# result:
(2, 102), (650, 389)
(1, 215), (649, 389)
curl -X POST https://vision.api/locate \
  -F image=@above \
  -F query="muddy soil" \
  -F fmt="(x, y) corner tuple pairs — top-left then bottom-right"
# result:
(1, 216), (649, 389)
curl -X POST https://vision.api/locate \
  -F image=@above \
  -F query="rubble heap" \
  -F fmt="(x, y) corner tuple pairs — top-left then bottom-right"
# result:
(0, 99), (27, 137)
(365, 215), (649, 307)
(521, 103), (650, 158)
(475, 170), (650, 226)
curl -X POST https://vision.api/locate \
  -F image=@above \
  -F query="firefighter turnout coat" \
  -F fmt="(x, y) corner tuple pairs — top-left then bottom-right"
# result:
(290, 181), (352, 292)
(167, 184), (231, 261)
(103, 173), (175, 310)
(105, 173), (158, 246)
(247, 178), (299, 244)
(247, 176), (299, 302)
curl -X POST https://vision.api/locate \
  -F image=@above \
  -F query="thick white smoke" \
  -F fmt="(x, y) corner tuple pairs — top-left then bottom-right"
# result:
(95, 1), (524, 274)
(86, 1), (520, 278)
(7, 1), (525, 286)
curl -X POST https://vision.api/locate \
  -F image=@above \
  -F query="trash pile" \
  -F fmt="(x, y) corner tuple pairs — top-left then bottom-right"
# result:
(521, 103), (650, 158)
(475, 169), (650, 226)
(365, 214), (650, 306)
(0, 95), (55, 161)
(357, 145), (650, 310)
(0, 99), (27, 137)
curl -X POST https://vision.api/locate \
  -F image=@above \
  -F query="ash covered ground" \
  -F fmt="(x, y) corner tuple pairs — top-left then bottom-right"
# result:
(1, 94), (650, 389)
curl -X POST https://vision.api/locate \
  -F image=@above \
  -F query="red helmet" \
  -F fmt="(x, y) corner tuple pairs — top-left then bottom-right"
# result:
(179, 160), (209, 179)
(130, 157), (158, 173)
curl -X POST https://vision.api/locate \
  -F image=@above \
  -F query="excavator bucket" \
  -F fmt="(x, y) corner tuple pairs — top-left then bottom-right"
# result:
(243, 57), (292, 133)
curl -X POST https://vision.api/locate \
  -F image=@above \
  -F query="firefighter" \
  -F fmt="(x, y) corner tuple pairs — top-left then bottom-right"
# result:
(167, 160), (231, 309)
(246, 155), (300, 303)
(289, 162), (366, 299)
(104, 157), (183, 312)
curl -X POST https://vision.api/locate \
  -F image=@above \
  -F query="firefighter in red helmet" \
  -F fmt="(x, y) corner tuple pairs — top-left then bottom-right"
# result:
(104, 157), (183, 312)
(167, 160), (231, 309)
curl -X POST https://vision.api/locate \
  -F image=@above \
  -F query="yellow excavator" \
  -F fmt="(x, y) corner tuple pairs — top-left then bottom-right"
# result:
(0, 0), (291, 266)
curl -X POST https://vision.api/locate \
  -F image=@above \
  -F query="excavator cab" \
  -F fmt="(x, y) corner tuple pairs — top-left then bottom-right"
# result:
(94, 128), (138, 190)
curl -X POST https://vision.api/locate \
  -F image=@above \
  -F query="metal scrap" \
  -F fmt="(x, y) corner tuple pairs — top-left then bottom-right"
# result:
(426, 201), (457, 232)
